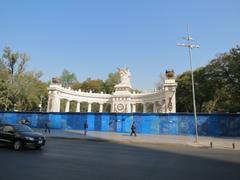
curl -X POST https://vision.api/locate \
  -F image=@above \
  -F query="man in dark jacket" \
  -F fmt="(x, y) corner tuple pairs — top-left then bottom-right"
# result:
(44, 119), (51, 133)
(84, 121), (88, 135)
(130, 121), (137, 136)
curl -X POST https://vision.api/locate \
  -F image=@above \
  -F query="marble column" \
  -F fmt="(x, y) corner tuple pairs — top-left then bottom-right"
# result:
(56, 98), (61, 112)
(88, 102), (92, 112)
(143, 103), (147, 113)
(47, 97), (51, 112)
(153, 102), (157, 113)
(76, 102), (81, 112)
(47, 96), (61, 112)
(132, 103), (136, 113)
(65, 100), (70, 112)
(99, 103), (103, 113)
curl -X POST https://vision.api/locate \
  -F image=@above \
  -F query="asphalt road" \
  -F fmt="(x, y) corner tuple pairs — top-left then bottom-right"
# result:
(0, 138), (240, 180)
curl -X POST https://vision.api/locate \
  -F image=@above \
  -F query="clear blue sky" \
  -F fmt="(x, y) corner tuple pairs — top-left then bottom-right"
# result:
(0, 0), (240, 90)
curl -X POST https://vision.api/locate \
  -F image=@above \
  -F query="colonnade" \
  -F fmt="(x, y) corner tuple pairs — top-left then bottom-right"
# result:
(63, 100), (105, 112)
(47, 77), (177, 113)
(60, 99), (161, 113)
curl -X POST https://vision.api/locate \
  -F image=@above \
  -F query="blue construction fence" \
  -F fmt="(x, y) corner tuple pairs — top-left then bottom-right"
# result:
(0, 112), (240, 137)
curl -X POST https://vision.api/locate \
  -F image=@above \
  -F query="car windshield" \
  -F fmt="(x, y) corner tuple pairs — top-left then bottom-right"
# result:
(14, 125), (33, 132)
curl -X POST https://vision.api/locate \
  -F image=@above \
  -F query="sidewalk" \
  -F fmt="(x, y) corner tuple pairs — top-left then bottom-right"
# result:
(35, 128), (240, 150)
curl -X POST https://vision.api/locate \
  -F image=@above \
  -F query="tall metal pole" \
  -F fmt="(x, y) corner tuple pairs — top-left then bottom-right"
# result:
(177, 26), (199, 143)
(188, 44), (199, 143)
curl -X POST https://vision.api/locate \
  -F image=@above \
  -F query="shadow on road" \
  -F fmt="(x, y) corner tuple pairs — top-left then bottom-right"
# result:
(0, 138), (240, 180)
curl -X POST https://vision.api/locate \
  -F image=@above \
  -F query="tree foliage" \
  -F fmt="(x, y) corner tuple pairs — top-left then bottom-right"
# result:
(176, 46), (240, 113)
(69, 71), (120, 94)
(2, 47), (30, 83)
(81, 78), (105, 93)
(103, 72), (120, 93)
(60, 69), (77, 87)
(0, 47), (48, 111)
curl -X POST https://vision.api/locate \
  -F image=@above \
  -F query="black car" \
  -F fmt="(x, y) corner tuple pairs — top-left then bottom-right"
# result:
(0, 123), (46, 150)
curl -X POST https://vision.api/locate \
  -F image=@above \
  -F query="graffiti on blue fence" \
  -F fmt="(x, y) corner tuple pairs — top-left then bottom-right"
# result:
(0, 112), (240, 137)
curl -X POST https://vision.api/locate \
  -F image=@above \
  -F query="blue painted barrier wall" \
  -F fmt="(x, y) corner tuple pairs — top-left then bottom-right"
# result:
(0, 112), (240, 137)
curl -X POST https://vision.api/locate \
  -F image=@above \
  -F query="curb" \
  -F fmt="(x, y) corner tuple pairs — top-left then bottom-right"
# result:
(44, 133), (240, 151)
(45, 135), (205, 148)
(46, 136), (107, 142)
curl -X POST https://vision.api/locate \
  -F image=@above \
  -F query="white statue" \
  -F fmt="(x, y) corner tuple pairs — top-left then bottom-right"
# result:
(118, 67), (131, 86)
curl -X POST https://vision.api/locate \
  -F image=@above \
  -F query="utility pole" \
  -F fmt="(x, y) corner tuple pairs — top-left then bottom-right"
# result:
(177, 26), (200, 143)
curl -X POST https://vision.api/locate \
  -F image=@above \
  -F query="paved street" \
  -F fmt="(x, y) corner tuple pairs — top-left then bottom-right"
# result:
(35, 128), (240, 150)
(66, 130), (240, 150)
(0, 138), (240, 180)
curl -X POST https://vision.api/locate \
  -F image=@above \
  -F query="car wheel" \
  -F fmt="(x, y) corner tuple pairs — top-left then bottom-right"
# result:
(13, 140), (22, 151)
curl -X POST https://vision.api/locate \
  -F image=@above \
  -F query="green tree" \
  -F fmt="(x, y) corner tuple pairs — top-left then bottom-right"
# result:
(13, 72), (48, 111)
(60, 69), (77, 87)
(81, 78), (105, 93)
(2, 47), (29, 83)
(0, 79), (12, 110)
(0, 47), (48, 111)
(103, 72), (120, 94)
(176, 46), (240, 113)
(71, 82), (82, 90)
(0, 59), (11, 110)
(176, 71), (192, 112)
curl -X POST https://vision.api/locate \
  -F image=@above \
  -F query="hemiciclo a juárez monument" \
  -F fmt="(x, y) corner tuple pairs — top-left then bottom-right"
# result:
(47, 67), (177, 113)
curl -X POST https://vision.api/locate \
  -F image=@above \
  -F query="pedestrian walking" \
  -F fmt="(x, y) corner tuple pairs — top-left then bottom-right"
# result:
(44, 119), (51, 133)
(130, 121), (137, 136)
(84, 120), (88, 135)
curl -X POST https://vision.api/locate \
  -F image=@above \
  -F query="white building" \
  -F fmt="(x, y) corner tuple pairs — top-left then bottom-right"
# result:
(47, 68), (177, 113)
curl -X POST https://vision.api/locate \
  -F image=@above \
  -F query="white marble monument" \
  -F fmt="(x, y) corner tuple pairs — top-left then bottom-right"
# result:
(47, 67), (177, 113)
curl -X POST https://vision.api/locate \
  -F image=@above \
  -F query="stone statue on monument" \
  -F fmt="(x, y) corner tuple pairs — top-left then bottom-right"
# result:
(165, 70), (175, 79)
(51, 77), (60, 84)
(117, 67), (131, 87)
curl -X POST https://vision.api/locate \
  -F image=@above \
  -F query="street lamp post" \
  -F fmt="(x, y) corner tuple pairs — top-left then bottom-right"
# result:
(177, 26), (200, 143)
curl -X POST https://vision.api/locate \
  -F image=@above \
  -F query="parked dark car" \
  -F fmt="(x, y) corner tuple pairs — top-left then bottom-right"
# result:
(0, 123), (46, 150)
